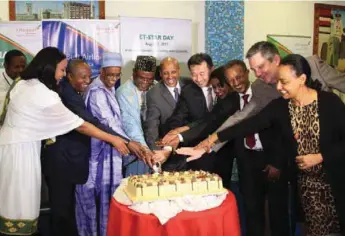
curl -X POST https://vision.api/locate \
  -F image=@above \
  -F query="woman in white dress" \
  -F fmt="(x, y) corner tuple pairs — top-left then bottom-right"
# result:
(0, 47), (130, 235)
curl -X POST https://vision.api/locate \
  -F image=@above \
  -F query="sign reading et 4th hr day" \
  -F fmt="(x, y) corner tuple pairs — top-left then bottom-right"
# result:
(120, 16), (192, 65)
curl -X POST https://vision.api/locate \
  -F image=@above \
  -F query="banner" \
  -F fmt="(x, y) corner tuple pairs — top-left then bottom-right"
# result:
(42, 20), (120, 78)
(0, 22), (42, 69)
(267, 35), (312, 58)
(120, 16), (192, 65)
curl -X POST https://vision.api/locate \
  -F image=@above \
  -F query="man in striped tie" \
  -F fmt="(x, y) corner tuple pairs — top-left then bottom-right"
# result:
(144, 57), (189, 162)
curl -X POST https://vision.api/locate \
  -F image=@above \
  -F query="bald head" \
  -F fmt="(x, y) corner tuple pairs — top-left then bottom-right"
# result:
(160, 57), (179, 70)
(66, 59), (91, 93)
(160, 57), (180, 87)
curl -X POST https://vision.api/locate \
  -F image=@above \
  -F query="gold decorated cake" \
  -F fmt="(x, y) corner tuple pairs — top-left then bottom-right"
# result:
(124, 170), (225, 201)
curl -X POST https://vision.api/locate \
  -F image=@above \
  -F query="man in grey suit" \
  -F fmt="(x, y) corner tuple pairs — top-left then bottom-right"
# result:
(144, 57), (188, 161)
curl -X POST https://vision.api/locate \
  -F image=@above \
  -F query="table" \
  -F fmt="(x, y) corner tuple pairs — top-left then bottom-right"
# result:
(107, 192), (240, 236)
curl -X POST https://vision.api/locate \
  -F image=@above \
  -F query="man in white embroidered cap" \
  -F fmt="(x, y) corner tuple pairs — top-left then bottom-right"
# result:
(116, 55), (157, 176)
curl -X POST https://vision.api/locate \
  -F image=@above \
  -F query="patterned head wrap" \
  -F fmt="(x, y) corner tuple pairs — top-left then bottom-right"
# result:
(134, 55), (156, 72)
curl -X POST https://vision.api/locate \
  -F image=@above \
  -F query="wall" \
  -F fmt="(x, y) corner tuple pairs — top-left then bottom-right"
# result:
(243, 0), (345, 80)
(0, 0), (205, 79)
(205, 1), (244, 67)
(244, 0), (345, 57)
(105, 0), (204, 55)
(0, 1), (204, 53)
(104, 0), (205, 78)
(2, 1), (345, 69)
(0, 1), (8, 21)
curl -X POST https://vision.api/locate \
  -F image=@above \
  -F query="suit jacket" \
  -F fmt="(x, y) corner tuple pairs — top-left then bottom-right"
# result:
(213, 79), (281, 152)
(42, 79), (129, 184)
(116, 79), (148, 147)
(165, 82), (210, 132)
(306, 55), (345, 93)
(212, 56), (345, 151)
(144, 78), (189, 149)
(217, 91), (345, 233)
(181, 92), (240, 145)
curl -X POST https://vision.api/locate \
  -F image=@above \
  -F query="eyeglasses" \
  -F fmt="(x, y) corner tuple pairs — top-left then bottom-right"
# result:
(105, 73), (122, 80)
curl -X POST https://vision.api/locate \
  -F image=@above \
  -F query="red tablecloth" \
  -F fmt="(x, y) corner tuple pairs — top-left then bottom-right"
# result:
(107, 191), (240, 236)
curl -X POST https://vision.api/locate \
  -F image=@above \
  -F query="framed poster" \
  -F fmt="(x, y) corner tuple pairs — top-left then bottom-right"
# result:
(267, 34), (312, 58)
(314, 3), (345, 72)
(9, 0), (105, 21)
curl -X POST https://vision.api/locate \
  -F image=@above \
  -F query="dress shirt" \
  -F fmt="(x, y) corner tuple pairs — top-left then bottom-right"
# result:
(239, 86), (263, 151)
(201, 86), (216, 110)
(135, 86), (145, 107)
(177, 86), (216, 143)
(164, 82), (181, 100)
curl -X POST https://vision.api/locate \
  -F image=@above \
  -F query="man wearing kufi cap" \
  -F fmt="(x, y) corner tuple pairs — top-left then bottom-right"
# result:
(75, 52), (149, 236)
(116, 55), (157, 176)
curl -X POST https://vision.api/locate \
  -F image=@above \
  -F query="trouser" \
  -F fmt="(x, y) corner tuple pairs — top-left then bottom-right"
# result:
(237, 149), (266, 236)
(213, 142), (235, 189)
(45, 177), (78, 236)
(238, 149), (291, 236)
(266, 170), (291, 236)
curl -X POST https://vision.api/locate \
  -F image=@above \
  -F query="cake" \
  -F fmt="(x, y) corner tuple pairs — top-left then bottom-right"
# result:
(124, 170), (225, 201)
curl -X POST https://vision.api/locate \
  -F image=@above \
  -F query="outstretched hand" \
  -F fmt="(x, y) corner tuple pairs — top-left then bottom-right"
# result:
(175, 147), (206, 162)
(111, 136), (130, 156)
(195, 139), (212, 153)
(141, 147), (155, 168)
(152, 149), (171, 164)
(161, 133), (178, 146)
(161, 126), (189, 145)
(127, 141), (146, 159)
(195, 133), (218, 153)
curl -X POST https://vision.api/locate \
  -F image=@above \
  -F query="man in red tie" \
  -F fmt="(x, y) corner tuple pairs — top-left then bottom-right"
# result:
(224, 60), (272, 236)
(178, 58), (285, 236)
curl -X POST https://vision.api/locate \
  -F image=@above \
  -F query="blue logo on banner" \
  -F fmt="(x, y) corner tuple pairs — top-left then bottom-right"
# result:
(42, 21), (108, 79)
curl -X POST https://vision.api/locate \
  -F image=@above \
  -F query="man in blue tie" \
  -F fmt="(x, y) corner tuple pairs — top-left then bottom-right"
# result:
(144, 57), (188, 152)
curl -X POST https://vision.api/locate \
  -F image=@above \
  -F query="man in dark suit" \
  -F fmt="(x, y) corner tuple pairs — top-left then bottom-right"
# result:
(161, 62), (241, 182)
(156, 53), (216, 170)
(164, 53), (216, 134)
(222, 61), (283, 236)
(191, 42), (290, 236)
(41, 59), (146, 236)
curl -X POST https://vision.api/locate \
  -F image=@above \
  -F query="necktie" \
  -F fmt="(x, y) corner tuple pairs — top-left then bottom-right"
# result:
(207, 87), (214, 111)
(140, 91), (147, 121)
(174, 87), (179, 103)
(242, 94), (256, 149)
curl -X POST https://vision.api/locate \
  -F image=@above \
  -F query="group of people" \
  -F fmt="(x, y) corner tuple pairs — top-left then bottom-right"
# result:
(0, 41), (344, 236)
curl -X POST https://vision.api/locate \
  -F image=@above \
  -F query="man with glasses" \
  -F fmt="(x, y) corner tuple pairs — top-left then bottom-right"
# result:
(116, 55), (157, 176)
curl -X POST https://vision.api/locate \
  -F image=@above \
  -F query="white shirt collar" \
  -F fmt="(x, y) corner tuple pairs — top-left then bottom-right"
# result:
(164, 81), (181, 93)
(239, 85), (252, 97)
(201, 85), (212, 92)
